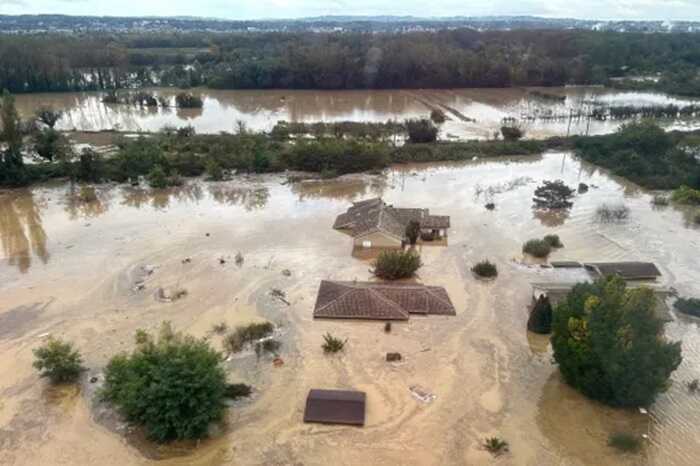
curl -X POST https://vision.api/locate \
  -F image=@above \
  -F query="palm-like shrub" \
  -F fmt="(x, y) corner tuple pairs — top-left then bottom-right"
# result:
(33, 337), (85, 384)
(483, 437), (509, 456)
(372, 250), (422, 280)
(322, 333), (346, 354)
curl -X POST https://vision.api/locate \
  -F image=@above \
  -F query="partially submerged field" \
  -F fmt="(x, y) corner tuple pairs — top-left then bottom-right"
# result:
(1, 153), (700, 465)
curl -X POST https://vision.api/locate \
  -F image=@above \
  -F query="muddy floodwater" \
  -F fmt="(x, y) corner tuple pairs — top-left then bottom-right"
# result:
(2, 153), (700, 465)
(14, 87), (700, 140)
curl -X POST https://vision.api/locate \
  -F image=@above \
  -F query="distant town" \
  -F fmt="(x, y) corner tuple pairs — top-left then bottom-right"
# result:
(1, 14), (700, 34)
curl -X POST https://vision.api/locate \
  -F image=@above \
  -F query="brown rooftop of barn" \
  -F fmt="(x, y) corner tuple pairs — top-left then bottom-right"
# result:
(313, 280), (456, 321)
(303, 389), (366, 426)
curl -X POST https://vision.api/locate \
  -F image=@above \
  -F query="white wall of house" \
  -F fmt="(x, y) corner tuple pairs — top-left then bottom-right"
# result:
(354, 231), (402, 248)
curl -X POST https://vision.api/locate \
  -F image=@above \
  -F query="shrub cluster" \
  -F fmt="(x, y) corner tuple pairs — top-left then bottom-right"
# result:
(500, 126), (524, 141)
(405, 118), (438, 143)
(322, 333), (346, 354)
(522, 239), (552, 258)
(674, 297), (700, 317)
(595, 203), (631, 223)
(471, 260), (498, 278)
(101, 323), (227, 442)
(672, 185), (700, 205)
(223, 322), (274, 354)
(32, 337), (85, 384)
(371, 249), (422, 280)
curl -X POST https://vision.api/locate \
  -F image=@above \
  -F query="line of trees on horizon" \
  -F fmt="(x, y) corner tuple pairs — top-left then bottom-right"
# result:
(2, 29), (700, 94)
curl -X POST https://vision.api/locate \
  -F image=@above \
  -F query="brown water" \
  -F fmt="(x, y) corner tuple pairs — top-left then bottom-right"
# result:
(14, 87), (700, 139)
(1, 154), (700, 465)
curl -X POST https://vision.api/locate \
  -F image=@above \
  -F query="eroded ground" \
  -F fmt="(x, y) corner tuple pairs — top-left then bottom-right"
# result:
(1, 153), (700, 465)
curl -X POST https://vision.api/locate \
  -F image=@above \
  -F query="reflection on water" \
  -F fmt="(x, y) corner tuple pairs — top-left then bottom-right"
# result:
(290, 175), (387, 202)
(13, 87), (700, 139)
(64, 186), (111, 220)
(0, 191), (49, 273)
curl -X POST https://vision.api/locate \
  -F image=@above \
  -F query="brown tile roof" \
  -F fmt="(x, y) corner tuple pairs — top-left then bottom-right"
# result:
(303, 389), (366, 426)
(583, 262), (661, 280)
(313, 280), (456, 320)
(332, 198), (450, 240)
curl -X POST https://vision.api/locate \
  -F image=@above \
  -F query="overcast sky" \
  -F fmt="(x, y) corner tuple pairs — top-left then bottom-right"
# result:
(1, 0), (698, 21)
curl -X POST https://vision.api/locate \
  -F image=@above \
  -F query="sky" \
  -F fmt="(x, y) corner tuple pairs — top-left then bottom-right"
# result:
(1, 0), (699, 21)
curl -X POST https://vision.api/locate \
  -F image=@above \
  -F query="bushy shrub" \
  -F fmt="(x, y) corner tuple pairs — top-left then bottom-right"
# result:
(224, 383), (252, 399)
(223, 322), (274, 354)
(672, 185), (700, 205)
(522, 239), (552, 258)
(471, 260), (498, 278)
(674, 297), (700, 317)
(532, 180), (575, 209)
(32, 337), (85, 384)
(101, 323), (227, 442)
(205, 159), (225, 181)
(147, 165), (168, 188)
(527, 295), (553, 334)
(500, 125), (524, 141)
(595, 203), (631, 223)
(255, 338), (281, 357)
(552, 276), (682, 407)
(543, 234), (563, 248)
(608, 432), (642, 453)
(371, 250), (422, 280)
(651, 194), (669, 206)
(405, 118), (438, 143)
(322, 333), (346, 354)
(430, 109), (446, 124)
(175, 92), (203, 109)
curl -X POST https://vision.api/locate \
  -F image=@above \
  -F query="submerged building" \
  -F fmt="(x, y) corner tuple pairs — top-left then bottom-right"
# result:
(333, 198), (450, 248)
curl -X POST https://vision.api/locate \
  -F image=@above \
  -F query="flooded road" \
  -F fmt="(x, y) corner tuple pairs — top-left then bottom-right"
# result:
(1, 153), (700, 465)
(14, 87), (700, 140)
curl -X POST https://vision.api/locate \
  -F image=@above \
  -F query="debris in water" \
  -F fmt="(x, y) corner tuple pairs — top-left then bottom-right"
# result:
(384, 322), (392, 333)
(182, 257), (192, 264)
(219, 257), (227, 265)
(578, 182), (589, 193)
(142, 265), (156, 276)
(37, 332), (51, 339)
(89, 376), (98, 383)
(235, 252), (244, 266)
(282, 269), (292, 277)
(273, 357), (284, 367)
(271, 289), (290, 306)
(386, 352), (402, 362)
(206, 232), (210, 237)
(156, 287), (188, 302)
(133, 281), (146, 292)
(409, 385), (436, 403)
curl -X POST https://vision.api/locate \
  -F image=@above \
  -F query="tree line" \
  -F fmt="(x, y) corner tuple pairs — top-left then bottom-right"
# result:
(3, 29), (700, 93)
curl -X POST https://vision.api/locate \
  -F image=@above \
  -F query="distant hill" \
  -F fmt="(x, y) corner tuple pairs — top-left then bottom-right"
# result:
(0, 14), (698, 34)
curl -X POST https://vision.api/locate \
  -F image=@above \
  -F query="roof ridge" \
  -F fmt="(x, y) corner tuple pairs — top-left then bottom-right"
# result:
(313, 282), (358, 315)
(367, 288), (410, 318)
(425, 287), (454, 309)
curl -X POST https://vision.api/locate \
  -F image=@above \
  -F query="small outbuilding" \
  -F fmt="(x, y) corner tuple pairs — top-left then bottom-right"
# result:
(303, 389), (366, 426)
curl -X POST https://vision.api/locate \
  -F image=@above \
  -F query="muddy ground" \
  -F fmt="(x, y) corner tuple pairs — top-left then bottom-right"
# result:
(1, 153), (700, 465)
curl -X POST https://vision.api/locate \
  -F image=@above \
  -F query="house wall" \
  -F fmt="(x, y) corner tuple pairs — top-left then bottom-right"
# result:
(354, 231), (402, 248)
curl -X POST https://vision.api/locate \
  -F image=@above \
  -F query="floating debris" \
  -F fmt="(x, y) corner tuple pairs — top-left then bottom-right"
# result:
(182, 257), (192, 264)
(409, 385), (436, 403)
(156, 287), (188, 302)
(271, 288), (290, 306)
(386, 352), (402, 362)
(235, 252), (244, 266)
(282, 269), (292, 277)
(219, 257), (227, 265)
(273, 357), (285, 367)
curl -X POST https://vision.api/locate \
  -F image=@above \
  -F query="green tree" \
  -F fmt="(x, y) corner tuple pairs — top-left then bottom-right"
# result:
(33, 337), (85, 384)
(101, 322), (227, 442)
(405, 119), (438, 143)
(405, 220), (421, 245)
(532, 180), (575, 209)
(147, 164), (168, 188)
(551, 276), (681, 407)
(1, 90), (24, 180)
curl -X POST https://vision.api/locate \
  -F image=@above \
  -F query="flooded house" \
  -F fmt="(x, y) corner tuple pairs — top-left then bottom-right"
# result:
(313, 280), (456, 321)
(332, 198), (450, 248)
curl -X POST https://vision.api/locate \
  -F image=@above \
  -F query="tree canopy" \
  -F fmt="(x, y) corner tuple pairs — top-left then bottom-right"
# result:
(101, 322), (227, 442)
(551, 276), (682, 407)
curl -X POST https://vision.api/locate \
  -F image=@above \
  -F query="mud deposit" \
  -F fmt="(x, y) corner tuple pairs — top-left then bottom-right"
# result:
(1, 153), (700, 465)
(13, 87), (700, 140)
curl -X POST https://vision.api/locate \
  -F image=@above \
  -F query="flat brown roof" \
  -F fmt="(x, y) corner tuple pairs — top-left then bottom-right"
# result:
(303, 389), (366, 426)
(584, 262), (661, 280)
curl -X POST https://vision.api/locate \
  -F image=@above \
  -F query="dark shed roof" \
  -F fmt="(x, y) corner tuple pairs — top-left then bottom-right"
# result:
(584, 262), (661, 280)
(303, 389), (366, 426)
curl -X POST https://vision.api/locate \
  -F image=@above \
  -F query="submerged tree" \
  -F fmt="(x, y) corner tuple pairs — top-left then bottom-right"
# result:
(527, 295), (553, 334)
(0, 91), (24, 183)
(551, 276), (682, 407)
(35, 107), (63, 129)
(101, 322), (227, 442)
(33, 337), (85, 384)
(405, 220), (421, 245)
(532, 180), (576, 209)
